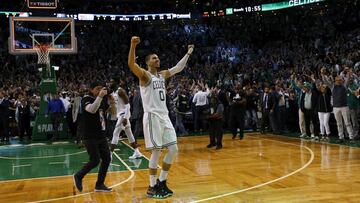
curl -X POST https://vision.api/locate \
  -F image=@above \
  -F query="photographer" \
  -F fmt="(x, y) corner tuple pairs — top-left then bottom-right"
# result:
(73, 82), (112, 193)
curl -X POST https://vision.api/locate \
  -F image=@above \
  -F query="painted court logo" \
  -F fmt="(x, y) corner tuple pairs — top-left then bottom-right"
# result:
(37, 123), (63, 133)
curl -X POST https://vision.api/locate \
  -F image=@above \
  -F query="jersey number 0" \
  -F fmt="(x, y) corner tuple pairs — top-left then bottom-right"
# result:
(159, 90), (165, 101)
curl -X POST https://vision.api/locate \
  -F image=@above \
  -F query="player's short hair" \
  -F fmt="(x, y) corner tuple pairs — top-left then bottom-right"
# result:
(111, 76), (120, 84)
(145, 53), (156, 63)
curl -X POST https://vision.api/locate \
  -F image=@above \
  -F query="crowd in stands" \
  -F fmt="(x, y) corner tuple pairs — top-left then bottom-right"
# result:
(0, 1), (359, 145)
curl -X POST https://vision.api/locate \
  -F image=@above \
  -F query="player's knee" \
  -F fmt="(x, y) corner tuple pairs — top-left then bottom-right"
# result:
(168, 144), (178, 156)
(149, 161), (158, 169)
(149, 149), (161, 168)
(164, 145), (178, 164)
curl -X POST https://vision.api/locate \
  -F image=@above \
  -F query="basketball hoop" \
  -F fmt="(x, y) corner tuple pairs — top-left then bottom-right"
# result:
(34, 44), (51, 66)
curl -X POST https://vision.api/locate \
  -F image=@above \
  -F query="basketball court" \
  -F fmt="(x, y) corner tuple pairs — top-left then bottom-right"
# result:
(1, 133), (360, 202)
(1, 0), (359, 202)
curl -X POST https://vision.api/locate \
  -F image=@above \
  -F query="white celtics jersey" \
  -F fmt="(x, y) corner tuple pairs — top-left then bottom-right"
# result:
(140, 72), (168, 114)
(112, 89), (128, 116)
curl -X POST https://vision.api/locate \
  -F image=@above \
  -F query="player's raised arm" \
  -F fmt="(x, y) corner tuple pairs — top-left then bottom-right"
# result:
(161, 45), (194, 79)
(128, 36), (150, 85)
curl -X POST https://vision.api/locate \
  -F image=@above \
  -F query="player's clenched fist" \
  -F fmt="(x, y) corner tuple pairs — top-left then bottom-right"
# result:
(131, 36), (140, 46)
(187, 44), (194, 55)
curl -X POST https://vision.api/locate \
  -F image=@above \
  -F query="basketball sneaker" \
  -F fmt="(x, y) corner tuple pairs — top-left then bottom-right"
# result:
(95, 184), (112, 192)
(129, 150), (143, 159)
(157, 179), (173, 197)
(147, 181), (172, 199)
(147, 185), (169, 199)
(299, 133), (307, 138)
(73, 174), (83, 192)
(311, 136), (319, 141)
(147, 185), (157, 198)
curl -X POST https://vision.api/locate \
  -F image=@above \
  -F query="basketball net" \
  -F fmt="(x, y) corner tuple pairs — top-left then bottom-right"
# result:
(35, 44), (52, 77)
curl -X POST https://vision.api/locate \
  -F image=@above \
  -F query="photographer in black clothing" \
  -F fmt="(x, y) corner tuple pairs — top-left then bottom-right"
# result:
(73, 82), (112, 193)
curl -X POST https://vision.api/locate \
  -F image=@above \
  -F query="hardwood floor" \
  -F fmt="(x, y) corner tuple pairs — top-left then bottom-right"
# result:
(1, 133), (360, 202)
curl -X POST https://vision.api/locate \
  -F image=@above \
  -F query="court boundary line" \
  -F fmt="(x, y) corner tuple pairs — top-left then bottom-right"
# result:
(180, 132), (360, 149)
(13, 164), (32, 168)
(27, 151), (135, 203)
(120, 140), (162, 168)
(261, 132), (360, 149)
(0, 142), (144, 183)
(190, 135), (315, 203)
(0, 142), (74, 149)
(0, 150), (86, 159)
(2, 168), (149, 184)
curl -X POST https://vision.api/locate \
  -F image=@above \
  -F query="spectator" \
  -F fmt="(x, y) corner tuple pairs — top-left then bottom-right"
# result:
(192, 84), (210, 132)
(316, 84), (332, 141)
(45, 93), (66, 141)
(0, 90), (10, 142)
(260, 86), (275, 134)
(300, 82), (319, 140)
(15, 96), (34, 141)
(229, 84), (246, 139)
(174, 86), (189, 136)
(207, 95), (224, 149)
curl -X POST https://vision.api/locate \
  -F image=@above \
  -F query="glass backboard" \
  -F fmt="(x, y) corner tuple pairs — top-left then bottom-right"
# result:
(8, 17), (77, 55)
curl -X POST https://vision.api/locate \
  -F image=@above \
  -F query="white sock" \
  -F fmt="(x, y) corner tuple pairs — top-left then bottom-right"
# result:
(159, 170), (168, 182)
(150, 175), (157, 187)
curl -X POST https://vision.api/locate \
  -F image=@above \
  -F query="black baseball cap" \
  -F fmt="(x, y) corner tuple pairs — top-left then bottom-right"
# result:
(89, 81), (103, 89)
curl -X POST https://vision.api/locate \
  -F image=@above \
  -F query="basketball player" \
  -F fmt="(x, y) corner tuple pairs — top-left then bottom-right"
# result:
(128, 36), (194, 199)
(110, 86), (143, 159)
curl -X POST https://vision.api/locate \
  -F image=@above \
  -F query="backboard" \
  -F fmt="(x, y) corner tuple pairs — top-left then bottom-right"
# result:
(8, 17), (77, 55)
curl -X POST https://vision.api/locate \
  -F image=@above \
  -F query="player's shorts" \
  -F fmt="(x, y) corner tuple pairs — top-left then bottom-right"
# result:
(111, 113), (133, 145)
(115, 113), (131, 130)
(143, 112), (177, 150)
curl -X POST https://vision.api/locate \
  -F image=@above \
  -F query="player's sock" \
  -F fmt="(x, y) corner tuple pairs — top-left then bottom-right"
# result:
(150, 175), (157, 187)
(159, 170), (168, 182)
(149, 150), (161, 187)
(135, 148), (140, 154)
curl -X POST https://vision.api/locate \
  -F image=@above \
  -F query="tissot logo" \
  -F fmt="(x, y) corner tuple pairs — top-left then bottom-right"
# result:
(27, 0), (57, 9)
(30, 2), (55, 6)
